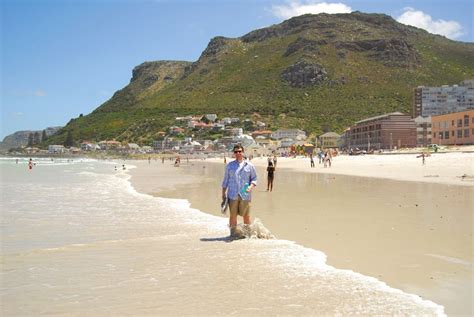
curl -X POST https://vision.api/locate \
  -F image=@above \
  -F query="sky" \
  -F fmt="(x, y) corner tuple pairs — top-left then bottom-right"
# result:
(1, 0), (473, 139)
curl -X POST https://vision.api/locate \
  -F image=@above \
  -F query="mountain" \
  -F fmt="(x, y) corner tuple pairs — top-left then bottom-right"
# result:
(0, 127), (62, 150)
(47, 11), (474, 145)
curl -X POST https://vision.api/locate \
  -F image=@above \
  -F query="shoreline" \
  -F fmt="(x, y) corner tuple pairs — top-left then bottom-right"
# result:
(128, 155), (473, 316)
(226, 152), (474, 187)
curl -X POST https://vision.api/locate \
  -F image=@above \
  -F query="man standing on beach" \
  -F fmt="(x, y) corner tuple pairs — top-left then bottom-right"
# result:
(221, 144), (257, 236)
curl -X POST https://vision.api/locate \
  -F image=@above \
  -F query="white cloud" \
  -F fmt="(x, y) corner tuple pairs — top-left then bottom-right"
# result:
(396, 7), (464, 39)
(271, 0), (352, 19)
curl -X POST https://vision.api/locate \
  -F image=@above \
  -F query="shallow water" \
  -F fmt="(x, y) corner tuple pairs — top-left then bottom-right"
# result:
(1, 158), (445, 315)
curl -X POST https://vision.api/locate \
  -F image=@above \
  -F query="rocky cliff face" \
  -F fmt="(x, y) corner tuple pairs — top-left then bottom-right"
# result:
(96, 60), (191, 112)
(0, 127), (61, 150)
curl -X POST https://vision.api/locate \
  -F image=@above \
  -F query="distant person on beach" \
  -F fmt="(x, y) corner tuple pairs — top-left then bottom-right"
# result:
(221, 144), (257, 236)
(122, 164), (126, 170)
(267, 161), (275, 191)
(273, 155), (277, 168)
(224, 156), (227, 164)
(310, 154), (315, 168)
(318, 149), (323, 164)
(324, 150), (332, 168)
(162, 157), (165, 164)
(28, 158), (33, 171)
(417, 152), (429, 165)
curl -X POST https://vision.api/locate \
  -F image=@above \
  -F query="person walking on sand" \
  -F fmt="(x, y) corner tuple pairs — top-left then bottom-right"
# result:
(310, 154), (315, 168)
(28, 158), (33, 171)
(266, 161), (275, 191)
(221, 144), (257, 236)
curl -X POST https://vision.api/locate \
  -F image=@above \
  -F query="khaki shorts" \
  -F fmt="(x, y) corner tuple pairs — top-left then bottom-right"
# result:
(229, 196), (251, 217)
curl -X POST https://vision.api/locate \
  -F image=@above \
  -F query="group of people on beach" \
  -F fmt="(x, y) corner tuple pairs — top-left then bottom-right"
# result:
(309, 149), (333, 168)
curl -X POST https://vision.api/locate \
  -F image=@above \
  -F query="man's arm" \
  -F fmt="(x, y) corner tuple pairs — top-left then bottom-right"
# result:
(247, 165), (258, 191)
(221, 165), (229, 199)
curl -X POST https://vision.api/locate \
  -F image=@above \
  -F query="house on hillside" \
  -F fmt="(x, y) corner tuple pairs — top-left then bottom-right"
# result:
(48, 145), (66, 153)
(80, 141), (100, 151)
(204, 114), (217, 122)
(169, 126), (185, 135)
(279, 138), (296, 148)
(251, 130), (273, 139)
(318, 132), (341, 148)
(271, 129), (306, 141)
(127, 143), (141, 153)
(98, 140), (122, 150)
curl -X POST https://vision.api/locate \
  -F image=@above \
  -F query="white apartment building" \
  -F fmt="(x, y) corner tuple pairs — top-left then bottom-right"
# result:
(413, 116), (432, 147)
(413, 80), (474, 117)
(271, 129), (306, 140)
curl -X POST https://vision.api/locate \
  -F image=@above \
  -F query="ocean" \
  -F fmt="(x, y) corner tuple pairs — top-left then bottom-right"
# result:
(0, 157), (444, 315)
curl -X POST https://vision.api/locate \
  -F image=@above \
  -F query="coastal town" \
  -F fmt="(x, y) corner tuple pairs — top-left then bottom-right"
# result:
(15, 80), (474, 157)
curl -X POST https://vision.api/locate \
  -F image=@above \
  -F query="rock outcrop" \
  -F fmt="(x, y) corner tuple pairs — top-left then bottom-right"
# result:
(284, 37), (327, 57)
(281, 61), (328, 87)
(335, 39), (420, 67)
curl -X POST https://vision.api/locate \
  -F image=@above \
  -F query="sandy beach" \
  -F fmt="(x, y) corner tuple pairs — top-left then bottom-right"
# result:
(130, 152), (473, 316)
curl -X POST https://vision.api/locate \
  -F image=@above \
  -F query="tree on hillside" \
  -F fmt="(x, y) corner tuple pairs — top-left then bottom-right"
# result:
(41, 130), (48, 142)
(27, 133), (34, 147)
(33, 132), (41, 145)
(64, 131), (74, 147)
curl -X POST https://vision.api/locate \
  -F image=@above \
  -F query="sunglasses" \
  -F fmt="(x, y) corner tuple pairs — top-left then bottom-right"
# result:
(234, 150), (242, 153)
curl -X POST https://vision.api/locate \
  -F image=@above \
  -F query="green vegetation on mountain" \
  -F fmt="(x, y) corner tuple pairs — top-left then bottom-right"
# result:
(47, 12), (474, 145)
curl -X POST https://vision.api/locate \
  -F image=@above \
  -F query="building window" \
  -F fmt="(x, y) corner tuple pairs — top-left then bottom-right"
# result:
(452, 120), (455, 126)
(457, 119), (463, 127)
(445, 131), (450, 139)
(451, 131), (455, 136)
(464, 129), (470, 138)
(457, 130), (462, 138)
(465, 115), (470, 126)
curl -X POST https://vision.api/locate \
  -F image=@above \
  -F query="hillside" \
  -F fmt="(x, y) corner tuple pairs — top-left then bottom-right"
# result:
(1, 127), (62, 150)
(47, 11), (474, 145)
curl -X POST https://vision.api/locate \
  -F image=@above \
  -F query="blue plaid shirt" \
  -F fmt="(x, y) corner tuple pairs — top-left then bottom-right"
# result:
(222, 159), (257, 201)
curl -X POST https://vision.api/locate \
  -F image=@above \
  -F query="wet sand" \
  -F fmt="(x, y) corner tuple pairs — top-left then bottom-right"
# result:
(130, 157), (473, 316)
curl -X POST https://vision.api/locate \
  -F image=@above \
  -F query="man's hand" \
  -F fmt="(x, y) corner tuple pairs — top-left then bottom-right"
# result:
(246, 184), (254, 193)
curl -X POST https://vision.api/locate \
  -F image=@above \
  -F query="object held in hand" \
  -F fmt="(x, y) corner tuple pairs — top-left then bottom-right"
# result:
(221, 197), (229, 214)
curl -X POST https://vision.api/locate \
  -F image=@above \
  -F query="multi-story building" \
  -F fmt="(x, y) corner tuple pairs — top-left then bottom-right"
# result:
(348, 112), (416, 150)
(318, 132), (340, 148)
(413, 80), (474, 117)
(413, 116), (432, 147)
(271, 129), (306, 140)
(431, 109), (474, 146)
